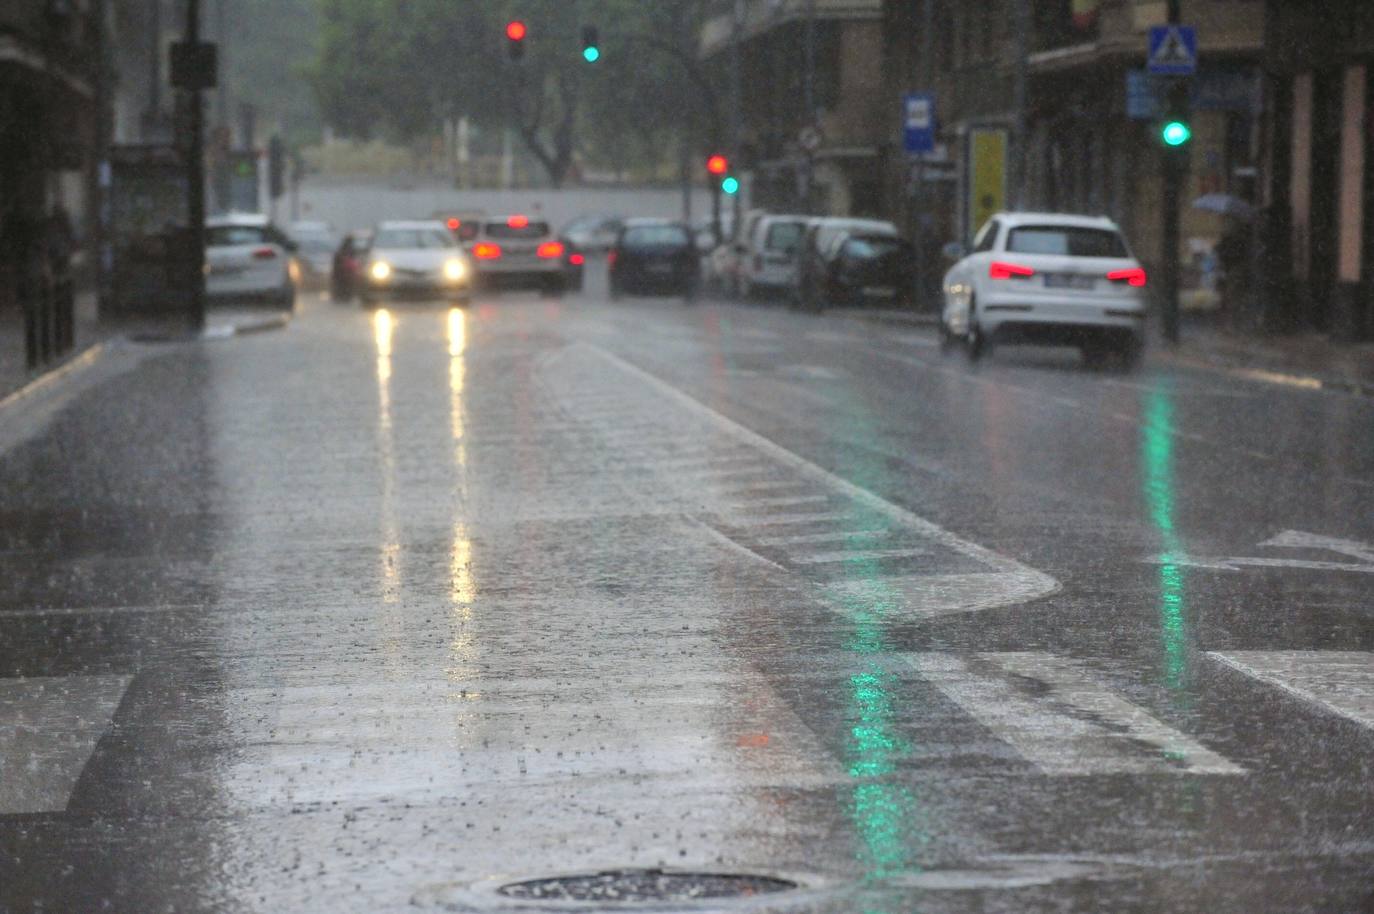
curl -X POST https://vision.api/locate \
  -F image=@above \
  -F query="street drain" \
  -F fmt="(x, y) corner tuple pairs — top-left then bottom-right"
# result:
(496, 869), (796, 903)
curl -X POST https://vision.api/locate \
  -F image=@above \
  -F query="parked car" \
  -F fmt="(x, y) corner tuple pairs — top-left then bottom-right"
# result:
(736, 214), (808, 299)
(359, 220), (471, 306)
(205, 213), (296, 308)
(608, 219), (700, 299)
(329, 230), (371, 303)
(706, 208), (765, 296)
(793, 217), (900, 311)
(286, 221), (338, 289)
(940, 211), (1147, 365)
(468, 215), (567, 295)
(560, 213), (623, 253)
(821, 232), (917, 308)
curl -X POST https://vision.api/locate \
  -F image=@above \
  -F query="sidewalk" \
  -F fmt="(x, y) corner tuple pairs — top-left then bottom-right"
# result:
(0, 290), (111, 404)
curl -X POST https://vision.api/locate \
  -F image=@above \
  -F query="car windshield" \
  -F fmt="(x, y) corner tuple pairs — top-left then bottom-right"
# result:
(207, 225), (269, 247)
(372, 228), (454, 249)
(622, 225), (689, 248)
(291, 231), (336, 253)
(1006, 226), (1128, 258)
(844, 236), (908, 259)
(485, 222), (551, 239)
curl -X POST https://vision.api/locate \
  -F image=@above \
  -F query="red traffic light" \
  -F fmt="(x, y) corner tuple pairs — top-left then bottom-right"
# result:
(706, 154), (729, 176)
(506, 20), (527, 41)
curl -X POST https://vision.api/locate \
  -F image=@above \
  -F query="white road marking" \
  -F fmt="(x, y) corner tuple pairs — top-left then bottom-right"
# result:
(906, 653), (1243, 775)
(1143, 529), (1374, 574)
(793, 548), (927, 565)
(548, 344), (1059, 616)
(1207, 651), (1374, 730)
(754, 529), (889, 547)
(730, 495), (830, 509)
(0, 675), (132, 814)
(718, 480), (811, 494)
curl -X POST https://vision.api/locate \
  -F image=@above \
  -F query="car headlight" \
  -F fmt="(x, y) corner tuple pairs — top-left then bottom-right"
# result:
(370, 260), (392, 281)
(443, 258), (466, 281)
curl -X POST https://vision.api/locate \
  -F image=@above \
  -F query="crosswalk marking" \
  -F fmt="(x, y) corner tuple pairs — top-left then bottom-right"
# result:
(0, 675), (131, 814)
(730, 495), (830, 509)
(754, 529), (888, 547)
(906, 653), (1243, 775)
(730, 511), (851, 527)
(1207, 651), (1374, 730)
(793, 548), (926, 565)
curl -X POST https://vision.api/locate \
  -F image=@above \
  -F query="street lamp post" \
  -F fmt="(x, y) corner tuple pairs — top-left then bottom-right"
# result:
(185, 0), (206, 333)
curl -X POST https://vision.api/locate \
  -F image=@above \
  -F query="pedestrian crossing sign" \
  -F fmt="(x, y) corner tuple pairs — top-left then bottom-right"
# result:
(1148, 25), (1197, 76)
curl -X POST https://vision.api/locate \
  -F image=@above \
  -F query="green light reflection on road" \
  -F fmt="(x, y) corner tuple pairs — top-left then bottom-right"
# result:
(1142, 389), (1188, 692)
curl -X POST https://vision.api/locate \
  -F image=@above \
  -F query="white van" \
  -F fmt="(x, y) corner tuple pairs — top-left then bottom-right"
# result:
(737, 214), (808, 299)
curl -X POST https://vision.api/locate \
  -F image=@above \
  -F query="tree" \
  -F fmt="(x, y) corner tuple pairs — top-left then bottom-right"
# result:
(308, 0), (713, 185)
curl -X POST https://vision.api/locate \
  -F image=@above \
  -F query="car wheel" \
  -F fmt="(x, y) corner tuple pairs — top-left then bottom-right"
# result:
(965, 301), (986, 362)
(939, 320), (956, 354)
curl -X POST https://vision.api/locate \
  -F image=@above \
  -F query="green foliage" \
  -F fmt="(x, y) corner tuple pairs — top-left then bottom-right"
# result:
(308, 0), (714, 183)
(224, 0), (322, 142)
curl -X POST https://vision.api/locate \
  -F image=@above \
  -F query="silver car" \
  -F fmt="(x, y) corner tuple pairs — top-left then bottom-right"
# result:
(360, 220), (472, 306)
(206, 213), (296, 308)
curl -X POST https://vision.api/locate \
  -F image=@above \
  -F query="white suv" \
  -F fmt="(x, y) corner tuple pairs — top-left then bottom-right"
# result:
(468, 215), (566, 295)
(205, 213), (296, 307)
(941, 212), (1147, 365)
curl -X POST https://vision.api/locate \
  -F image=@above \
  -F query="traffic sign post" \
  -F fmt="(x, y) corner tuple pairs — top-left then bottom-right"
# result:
(1147, 25), (1196, 76)
(902, 93), (935, 156)
(1154, 3), (1192, 344)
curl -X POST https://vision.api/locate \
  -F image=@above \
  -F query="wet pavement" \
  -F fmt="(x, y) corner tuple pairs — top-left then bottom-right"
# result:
(1, 272), (1372, 913)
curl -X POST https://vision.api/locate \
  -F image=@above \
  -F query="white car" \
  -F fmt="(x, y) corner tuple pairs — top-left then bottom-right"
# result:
(287, 220), (338, 289)
(941, 212), (1147, 364)
(468, 215), (567, 295)
(206, 213), (296, 307)
(360, 220), (472, 306)
(737, 214), (808, 299)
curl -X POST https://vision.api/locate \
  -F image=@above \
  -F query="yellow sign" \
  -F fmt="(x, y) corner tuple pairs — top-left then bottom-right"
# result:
(969, 128), (1008, 239)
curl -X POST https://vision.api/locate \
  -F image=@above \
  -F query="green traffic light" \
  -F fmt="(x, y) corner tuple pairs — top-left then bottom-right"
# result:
(1161, 120), (1191, 147)
(583, 46), (600, 63)
(721, 176), (740, 195)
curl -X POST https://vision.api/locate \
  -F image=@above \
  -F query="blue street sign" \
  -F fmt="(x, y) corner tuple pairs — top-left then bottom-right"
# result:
(902, 93), (935, 155)
(1148, 25), (1197, 76)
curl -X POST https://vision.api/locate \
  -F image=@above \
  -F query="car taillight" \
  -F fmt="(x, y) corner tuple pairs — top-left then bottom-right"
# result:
(473, 243), (502, 260)
(507, 215), (529, 229)
(253, 247), (278, 260)
(607, 250), (618, 267)
(989, 261), (1035, 280)
(569, 253), (585, 266)
(1107, 267), (1147, 287)
(537, 241), (565, 259)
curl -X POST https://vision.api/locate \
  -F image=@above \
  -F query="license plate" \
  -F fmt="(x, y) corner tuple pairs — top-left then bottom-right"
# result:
(1044, 273), (1095, 290)
(647, 263), (673, 275)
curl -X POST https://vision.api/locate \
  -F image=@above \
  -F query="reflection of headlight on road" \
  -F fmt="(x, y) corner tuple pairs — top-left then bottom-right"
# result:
(370, 260), (392, 281)
(444, 258), (466, 281)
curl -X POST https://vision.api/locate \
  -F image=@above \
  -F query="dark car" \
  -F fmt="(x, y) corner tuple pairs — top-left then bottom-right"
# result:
(608, 220), (699, 299)
(821, 232), (917, 308)
(329, 230), (371, 303)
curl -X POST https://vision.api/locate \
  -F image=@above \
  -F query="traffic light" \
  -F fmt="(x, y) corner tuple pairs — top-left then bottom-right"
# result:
(581, 25), (600, 63)
(506, 20), (526, 60)
(1161, 119), (1191, 147)
(721, 175), (740, 195)
(268, 134), (285, 200)
(705, 154), (729, 176)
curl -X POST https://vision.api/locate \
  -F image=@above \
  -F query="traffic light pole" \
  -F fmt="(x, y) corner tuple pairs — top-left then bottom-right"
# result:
(186, 0), (207, 334)
(1160, 0), (1183, 344)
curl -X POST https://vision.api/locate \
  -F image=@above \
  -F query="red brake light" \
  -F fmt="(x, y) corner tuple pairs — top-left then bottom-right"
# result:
(507, 214), (529, 229)
(989, 261), (1035, 280)
(446, 218), (460, 231)
(506, 20), (526, 41)
(253, 247), (278, 260)
(473, 243), (502, 260)
(607, 250), (618, 267)
(1107, 267), (1147, 287)
(537, 241), (565, 259)
(569, 253), (585, 266)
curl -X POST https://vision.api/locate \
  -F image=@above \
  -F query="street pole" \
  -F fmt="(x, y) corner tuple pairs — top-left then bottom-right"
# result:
(186, 0), (206, 333)
(802, 0), (815, 213)
(730, 0), (743, 229)
(1160, 0), (1183, 344)
(1010, 0), (1030, 210)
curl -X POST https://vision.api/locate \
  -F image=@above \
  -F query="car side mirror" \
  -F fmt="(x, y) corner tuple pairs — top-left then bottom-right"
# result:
(941, 241), (966, 261)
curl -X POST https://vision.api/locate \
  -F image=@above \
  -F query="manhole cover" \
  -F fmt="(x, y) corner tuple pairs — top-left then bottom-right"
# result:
(496, 869), (796, 903)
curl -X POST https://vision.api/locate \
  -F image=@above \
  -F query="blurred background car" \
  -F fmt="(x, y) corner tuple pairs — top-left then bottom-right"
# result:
(329, 230), (371, 303)
(559, 213), (623, 253)
(360, 220), (471, 306)
(821, 232), (917, 308)
(286, 220), (338, 290)
(432, 210), (486, 248)
(793, 217), (900, 311)
(206, 213), (297, 308)
(468, 215), (567, 295)
(608, 218), (699, 300)
(736, 214), (807, 300)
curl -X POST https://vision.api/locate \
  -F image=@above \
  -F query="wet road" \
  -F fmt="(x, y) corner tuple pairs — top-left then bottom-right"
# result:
(1, 273), (1372, 913)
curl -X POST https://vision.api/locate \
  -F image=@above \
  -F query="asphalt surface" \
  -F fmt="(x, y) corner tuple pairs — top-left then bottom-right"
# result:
(1, 264), (1372, 914)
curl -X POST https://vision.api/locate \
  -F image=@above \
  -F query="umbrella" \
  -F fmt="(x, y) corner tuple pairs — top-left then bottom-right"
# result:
(1192, 193), (1255, 220)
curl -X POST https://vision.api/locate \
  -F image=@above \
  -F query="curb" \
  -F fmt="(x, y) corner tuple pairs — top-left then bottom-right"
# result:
(835, 309), (940, 329)
(130, 310), (293, 343)
(1151, 348), (1374, 398)
(0, 342), (108, 414)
